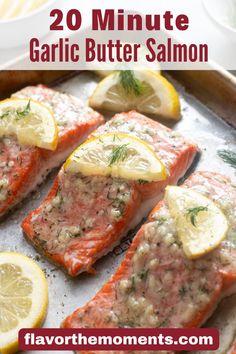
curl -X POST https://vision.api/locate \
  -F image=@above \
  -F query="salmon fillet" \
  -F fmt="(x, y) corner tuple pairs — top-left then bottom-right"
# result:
(21, 111), (198, 276)
(0, 85), (104, 217)
(62, 171), (236, 354)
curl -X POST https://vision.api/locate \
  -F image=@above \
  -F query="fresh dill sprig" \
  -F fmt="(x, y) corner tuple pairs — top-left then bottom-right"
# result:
(137, 179), (149, 184)
(16, 100), (31, 119)
(139, 269), (148, 280)
(199, 285), (210, 294)
(0, 100), (31, 121)
(186, 206), (208, 227)
(0, 110), (10, 119)
(108, 143), (129, 166)
(112, 134), (121, 142)
(119, 70), (143, 96)
(217, 149), (236, 169)
(127, 275), (136, 293)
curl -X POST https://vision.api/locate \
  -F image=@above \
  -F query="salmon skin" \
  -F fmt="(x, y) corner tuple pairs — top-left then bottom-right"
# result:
(62, 171), (236, 354)
(21, 111), (198, 277)
(0, 85), (104, 217)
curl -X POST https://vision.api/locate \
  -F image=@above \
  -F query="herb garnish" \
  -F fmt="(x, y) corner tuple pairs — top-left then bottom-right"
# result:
(0, 100), (31, 121)
(129, 275), (136, 293)
(16, 100), (31, 119)
(156, 217), (167, 226)
(179, 286), (187, 298)
(0, 110), (10, 119)
(199, 285), (210, 294)
(119, 70), (143, 96)
(112, 134), (121, 142)
(138, 179), (149, 184)
(186, 206), (208, 227)
(217, 149), (236, 169)
(139, 269), (148, 280)
(108, 144), (129, 166)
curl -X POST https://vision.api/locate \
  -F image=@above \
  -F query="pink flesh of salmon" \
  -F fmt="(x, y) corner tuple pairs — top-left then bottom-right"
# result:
(22, 111), (198, 276)
(0, 85), (104, 217)
(62, 171), (236, 354)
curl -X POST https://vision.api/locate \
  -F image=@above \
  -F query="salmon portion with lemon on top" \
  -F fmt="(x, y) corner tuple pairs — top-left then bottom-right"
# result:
(22, 111), (198, 276)
(62, 171), (236, 354)
(0, 85), (104, 217)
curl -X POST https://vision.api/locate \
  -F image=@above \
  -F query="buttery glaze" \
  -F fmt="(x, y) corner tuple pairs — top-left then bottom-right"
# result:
(22, 111), (198, 276)
(0, 85), (104, 216)
(62, 172), (236, 354)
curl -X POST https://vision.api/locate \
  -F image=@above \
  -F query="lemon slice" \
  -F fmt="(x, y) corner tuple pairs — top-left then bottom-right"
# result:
(89, 70), (180, 120)
(165, 186), (229, 259)
(65, 133), (167, 182)
(0, 252), (48, 354)
(0, 98), (58, 150)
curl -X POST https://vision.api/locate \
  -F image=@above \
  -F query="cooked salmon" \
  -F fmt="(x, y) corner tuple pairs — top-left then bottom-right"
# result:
(62, 171), (236, 354)
(0, 85), (104, 217)
(21, 111), (198, 276)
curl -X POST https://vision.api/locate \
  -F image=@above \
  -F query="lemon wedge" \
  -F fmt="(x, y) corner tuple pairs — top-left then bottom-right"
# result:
(0, 252), (48, 354)
(89, 70), (180, 120)
(0, 98), (58, 150)
(65, 133), (167, 182)
(165, 186), (229, 259)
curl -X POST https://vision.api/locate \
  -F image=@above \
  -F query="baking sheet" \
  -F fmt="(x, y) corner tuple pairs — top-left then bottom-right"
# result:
(0, 71), (235, 354)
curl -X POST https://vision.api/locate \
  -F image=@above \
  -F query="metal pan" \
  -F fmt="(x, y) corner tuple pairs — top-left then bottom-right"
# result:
(0, 69), (235, 354)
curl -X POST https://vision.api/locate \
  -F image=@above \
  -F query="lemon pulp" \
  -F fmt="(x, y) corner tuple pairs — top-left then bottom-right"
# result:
(165, 186), (229, 259)
(65, 133), (167, 182)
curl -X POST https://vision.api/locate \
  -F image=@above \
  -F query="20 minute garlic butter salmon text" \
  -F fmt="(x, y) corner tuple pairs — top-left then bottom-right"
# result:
(29, 9), (208, 64)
